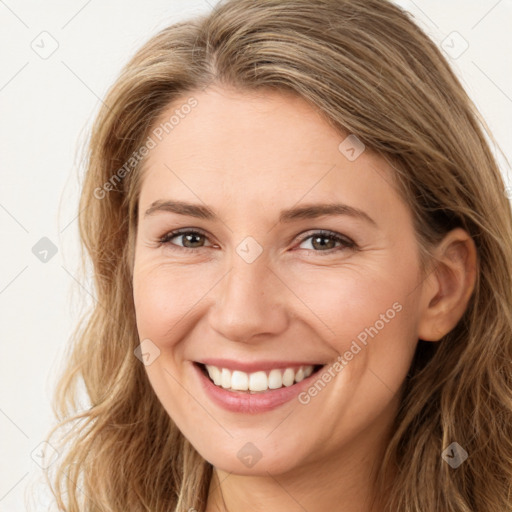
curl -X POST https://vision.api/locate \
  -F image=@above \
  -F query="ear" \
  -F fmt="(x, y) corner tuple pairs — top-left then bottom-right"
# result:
(417, 228), (477, 342)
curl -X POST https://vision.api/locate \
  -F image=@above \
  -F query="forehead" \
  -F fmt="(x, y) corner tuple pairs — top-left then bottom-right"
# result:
(138, 87), (405, 222)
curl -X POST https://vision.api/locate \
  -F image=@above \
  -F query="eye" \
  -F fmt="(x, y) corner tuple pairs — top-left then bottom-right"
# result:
(158, 229), (214, 251)
(296, 230), (356, 255)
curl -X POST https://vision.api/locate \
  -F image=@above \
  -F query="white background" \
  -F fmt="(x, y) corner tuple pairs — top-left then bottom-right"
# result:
(1, 1), (511, 510)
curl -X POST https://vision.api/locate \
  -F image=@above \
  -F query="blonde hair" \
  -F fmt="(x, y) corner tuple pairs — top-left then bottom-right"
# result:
(44, 0), (512, 510)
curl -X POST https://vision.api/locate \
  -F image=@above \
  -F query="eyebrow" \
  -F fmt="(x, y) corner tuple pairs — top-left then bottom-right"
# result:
(144, 200), (377, 227)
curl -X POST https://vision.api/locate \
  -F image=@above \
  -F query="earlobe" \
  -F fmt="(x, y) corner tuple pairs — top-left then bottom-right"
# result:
(417, 228), (477, 342)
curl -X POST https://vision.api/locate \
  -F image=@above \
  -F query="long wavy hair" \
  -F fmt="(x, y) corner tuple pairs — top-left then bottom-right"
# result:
(43, 0), (512, 510)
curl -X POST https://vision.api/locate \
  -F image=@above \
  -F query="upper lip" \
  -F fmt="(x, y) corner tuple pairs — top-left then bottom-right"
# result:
(195, 358), (326, 373)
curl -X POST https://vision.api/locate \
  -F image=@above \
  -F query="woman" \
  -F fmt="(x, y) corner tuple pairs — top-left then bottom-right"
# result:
(44, 0), (512, 510)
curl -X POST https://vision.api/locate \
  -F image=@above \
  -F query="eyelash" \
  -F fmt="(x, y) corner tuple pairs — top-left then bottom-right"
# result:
(157, 228), (357, 256)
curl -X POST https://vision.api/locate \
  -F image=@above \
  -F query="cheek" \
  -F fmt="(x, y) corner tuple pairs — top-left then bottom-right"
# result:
(286, 260), (418, 351)
(285, 259), (421, 413)
(132, 262), (216, 345)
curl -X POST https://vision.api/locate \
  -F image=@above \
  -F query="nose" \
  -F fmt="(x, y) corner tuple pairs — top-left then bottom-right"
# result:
(207, 253), (289, 343)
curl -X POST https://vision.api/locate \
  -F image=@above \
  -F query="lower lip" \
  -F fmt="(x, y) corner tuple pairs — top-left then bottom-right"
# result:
(192, 362), (324, 414)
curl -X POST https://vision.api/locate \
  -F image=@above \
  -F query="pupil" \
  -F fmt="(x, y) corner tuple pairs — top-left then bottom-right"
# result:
(313, 235), (334, 250)
(185, 233), (202, 247)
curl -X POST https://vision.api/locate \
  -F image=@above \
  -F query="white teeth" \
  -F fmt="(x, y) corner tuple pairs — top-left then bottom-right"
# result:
(204, 364), (317, 392)
(249, 371), (268, 392)
(268, 369), (282, 389)
(295, 367), (305, 382)
(231, 370), (249, 391)
(282, 368), (295, 387)
(221, 368), (231, 389)
(208, 365), (222, 386)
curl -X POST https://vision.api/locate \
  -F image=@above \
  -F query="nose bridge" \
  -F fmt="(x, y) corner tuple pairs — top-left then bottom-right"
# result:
(208, 246), (288, 342)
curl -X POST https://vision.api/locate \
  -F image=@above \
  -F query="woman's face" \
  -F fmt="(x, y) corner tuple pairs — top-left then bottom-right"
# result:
(132, 86), (426, 476)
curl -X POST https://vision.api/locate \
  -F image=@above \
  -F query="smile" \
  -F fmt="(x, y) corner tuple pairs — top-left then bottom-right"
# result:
(192, 360), (327, 413)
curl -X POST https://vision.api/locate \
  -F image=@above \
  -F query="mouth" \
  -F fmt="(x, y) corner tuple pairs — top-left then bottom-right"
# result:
(194, 361), (326, 394)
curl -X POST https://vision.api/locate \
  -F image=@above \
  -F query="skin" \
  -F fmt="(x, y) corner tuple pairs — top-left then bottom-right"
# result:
(132, 85), (477, 512)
